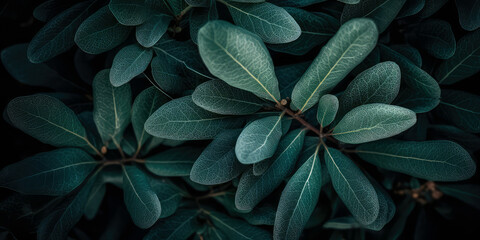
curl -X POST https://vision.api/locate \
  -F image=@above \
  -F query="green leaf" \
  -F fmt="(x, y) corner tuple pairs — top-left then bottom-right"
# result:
(192, 80), (264, 115)
(455, 0), (480, 31)
(435, 90), (480, 133)
(356, 139), (476, 181)
(165, 0), (189, 15)
(149, 179), (185, 218)
(145, 147), (203, 176)
(219, 1), (301, 44)
(341, 0), (407, 33)
(418, 0), (448, 18)
(109, 0), (148, 26)
(429, 125), (480, 152)
(324, 147), (379, 225)
(408, 19), (456, 59)
(337, 61), (401, 119)
(236, 114), (284, 164)
(136, 14), (172, 47)
(333, 103), (417, 144)
(437, 184), (480, 211)
(92, 69), (132, 145)
(145, 209), (200, 239)
(122, 165), (161, 229)
(198, 20), (281, 102)
(269, 0), (327, 7)
(317, 94), (338, 127)
(364, 177), (396, 231)
(379, 44), (440, 112)
(7, 94), (99, 155)
(276, 61), (310, 99)
(189, 1), (218, 44)
(397, 0), (425, 18)
(274, 145), (321, 240)
(291, 18), (378, 112)
(268, 8), (339, 55)
(323, 217), (361, 229)
(33, 0), (73, 22)
(110, 44), (153, 86)
(27, 1), (98, 63)
(84, 174), (106, 220)
(206, 210), (272, 239)
(75, 6), (132, 54)
(150, 54), (189, 95)
(236, 129), (306, 211)
(435, 28), (480, 85)
(0, 148), (96, 195)
(384, 197), (415, 240)
(390, 45), (422, 67)
(190, 129), (247, 185)
(132, 87), (170, 155)
(145, 96), (244, 140)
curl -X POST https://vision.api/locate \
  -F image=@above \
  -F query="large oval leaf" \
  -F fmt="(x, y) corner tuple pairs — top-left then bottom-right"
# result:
(145, 209), (200, 240)
(333, 103), (417, 144)
(435, 90), (480, 133)
(145, 147), (203, 176)
(145, 96), (244, 140)
(149, 179), (184, 218)
(455, 0), (480, 31)
(109, 0), (148, 26)
(206, 210), (272, 239)
(437, 184), (480, 211)
(291, 18), (378, 112)
(324, 147), (379, 225)
(408, 19), (456, 59)
(110, 44), (153, 87)
(0, 148), (96, 195)
(136, 14), (172, 47)
(198, 20), (281, 102)
(356, 139), (476, 181)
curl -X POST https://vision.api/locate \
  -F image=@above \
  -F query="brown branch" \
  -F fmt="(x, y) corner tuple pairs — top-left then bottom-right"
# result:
(276, 103), (321, 136)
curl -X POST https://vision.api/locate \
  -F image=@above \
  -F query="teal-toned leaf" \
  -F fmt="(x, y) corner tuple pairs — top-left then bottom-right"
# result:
(7, 94), (99, 155)
(291, 18), (378, 112)
(317, 94), (338, 127)
(150, 54), (189, 95)
(390, 45), (422, 67)
(274, 145), (321, 240)
(338, 0), (361, 4)
(214, 191), (276, 225)
(164, 0), (189, 15)
(276, 61), (310, 99)
(206, 210), (272, 239)
(192, 80), (264, 115)
(269, 0), (327, 7)
(145, 147), (203, 176)
(323, 217), (361, 229)
(109, 0), (148, 26)
(379, 44), (440, 112)
(198, 20), (281, 102)
(189, 2), (218, 44)
(268, 8), (339, 55)
(324, 147), (379, 225)
(384, 197), (415, 240)
(435, 90), (480, 133)
(364, 177), (396, 231)
(437, 184), (480, 211)
(149, 179), (185, 218)
(84, 174), (106, 220)
(418, 0), (448, 18)
(397, 0), (425, 18)
(235, 115), (284, 164)
(75, 6), (132, 54)
(110, 44), (153, 86)
(145, 96), (244, 140)
(338, 61), (401, 119)
(92, 69), (132, 145)
(190, 129), (247, 185)
(429, 125), (480, 152)
(132, 87), (170, 155)
(122, 166), (161, 229)
(0, 148), (96, 195)
(333, 103), (417, 144)
(236, 129), (306, 211)
(219, 1), (301, 44)
(408, 19), (456, 59)
(455, 0), (480, 31)
(341, 0), (406, 33)
(33, 0), (73, 22)
(350, 46), (380, 75)
(136, 14), (172, 47)
(356, 139), (476, 181)
(145, 209), (200, 239)
(435, 28), (480, 85)
(27, 1), (98, 63)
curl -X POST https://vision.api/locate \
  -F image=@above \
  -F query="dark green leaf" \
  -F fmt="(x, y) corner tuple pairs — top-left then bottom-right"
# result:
(189, 2), (218, 44)
(145, 209), (200, 240)
(136, 14), (172, 47)
(408, 19), (456, 59)
(109, 0), (148, 26)
(149, 179), (185, 218)
(455, 0), (480, 31)
(110, 44), (153, 86)
(317, 94), (338, 127)
(269, 0), (327, 7)
(390, 45), (422, 67)
(84, 174), (106, 220)
(276, 61), (310, 99)
(145, 147), (203, 176)
(435, 90), (480, 133)
(437, 184), (480, 210)
(150, 54), (189, 95)
(206, 210), (272, 239)
(418, 0), (448, 18)
(397, 0), (425, 18)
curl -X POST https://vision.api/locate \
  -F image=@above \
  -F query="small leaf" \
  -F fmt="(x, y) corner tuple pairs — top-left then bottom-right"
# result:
(145, 147), (203, 176)
(437, 184), (480, 211)
(145, 209), (200, 239)
(333, 103), (417, 144)
(149, 179), (185, 218)
(75, 6), (132, 54)
(397, 0), (425, 18)
(235, 114), (284, 164)
(357, 139), (476, 181)
(455, 0), (480, 31)
(435, 28), (480, 85)
(136, 14), (172, 47)
(7, 94), (99, 155)
(110, 44), (153, 86)
(0, 148), (96, 195)
(92, 69), (132, 145)
(408, 19), (456, 59)
(206, 210), (272, 239)
(190, 129), (247, 185)
(192, 80), (264, 115)
(151, 55), (189, 95)
(390, 44), (422, 67)
(291, 18), (378, 112)
(122, 166), (161, 229)
(435, 90), (480, 133)
(109, 0), (148, 26)
(324, 147), (379, 225)
(274, 145), (322, 240)
(317, 94), (338, 127)
(198, 20), (281, 102)
(145, 96), (244, 140)
(236, 129), (306, 211)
